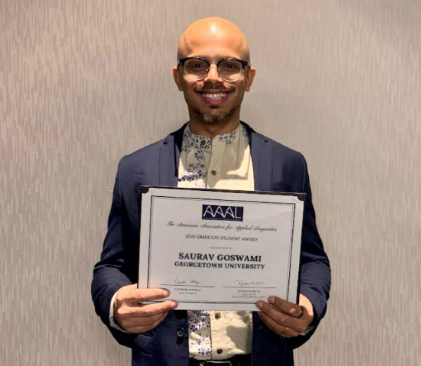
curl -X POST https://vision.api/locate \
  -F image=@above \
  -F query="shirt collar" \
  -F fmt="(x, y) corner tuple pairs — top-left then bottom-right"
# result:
(182, 123), (245, 150)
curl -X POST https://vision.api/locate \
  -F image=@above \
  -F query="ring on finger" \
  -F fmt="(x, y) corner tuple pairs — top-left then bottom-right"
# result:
(298, 306), (305, 318)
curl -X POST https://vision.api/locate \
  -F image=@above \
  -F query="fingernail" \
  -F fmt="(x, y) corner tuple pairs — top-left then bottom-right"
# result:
(171, 301), (178, 309)
(162, 289), (170, 297)
(256, 301), (263, 309)
(268, 296), (275, 304)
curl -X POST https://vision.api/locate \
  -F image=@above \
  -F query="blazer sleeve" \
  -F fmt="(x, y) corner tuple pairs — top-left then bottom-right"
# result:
(287, 155), (331, 349)
(91, 159), (138, 348)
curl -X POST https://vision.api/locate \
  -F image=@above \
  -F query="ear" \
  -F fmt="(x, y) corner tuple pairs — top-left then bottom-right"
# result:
(244, 66), (256, 92)
(172, 66), (183, 91)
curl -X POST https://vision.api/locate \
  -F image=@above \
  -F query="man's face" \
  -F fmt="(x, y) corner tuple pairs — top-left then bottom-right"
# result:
(173, 40), (255, 124)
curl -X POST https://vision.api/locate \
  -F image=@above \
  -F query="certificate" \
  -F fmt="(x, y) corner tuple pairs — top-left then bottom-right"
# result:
(138, 187), (305, 311)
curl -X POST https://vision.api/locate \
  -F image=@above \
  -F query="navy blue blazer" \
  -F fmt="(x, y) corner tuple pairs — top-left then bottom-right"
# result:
(91, 122), (331, 366)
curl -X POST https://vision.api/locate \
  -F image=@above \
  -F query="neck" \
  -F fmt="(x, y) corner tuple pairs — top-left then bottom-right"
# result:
(187, 109), (241, 138)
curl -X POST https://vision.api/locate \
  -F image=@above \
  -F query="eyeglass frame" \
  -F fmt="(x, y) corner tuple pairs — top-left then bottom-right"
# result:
(177, 56), (250, 82)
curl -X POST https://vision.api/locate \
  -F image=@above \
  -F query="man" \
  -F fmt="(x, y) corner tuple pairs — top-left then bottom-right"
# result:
(92, 17), (330, 366)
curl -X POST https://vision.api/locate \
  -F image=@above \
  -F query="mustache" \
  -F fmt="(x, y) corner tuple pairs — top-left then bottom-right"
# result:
(194, 85), (233, 92)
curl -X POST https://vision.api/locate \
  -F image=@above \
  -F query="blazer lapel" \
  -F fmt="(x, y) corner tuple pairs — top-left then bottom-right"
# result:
(158, 123), (187, 187)
(242, 121), (272, 191)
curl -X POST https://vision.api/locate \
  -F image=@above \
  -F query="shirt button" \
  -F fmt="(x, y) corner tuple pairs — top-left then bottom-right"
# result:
(200, 139), (206, 147)
(211, 170), (217, 176)
(215, 312), (221, 319)
(217, 349), (223, 355)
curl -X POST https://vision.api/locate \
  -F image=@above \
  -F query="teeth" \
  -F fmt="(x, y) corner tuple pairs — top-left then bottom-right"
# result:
(202, 93), (227, 100)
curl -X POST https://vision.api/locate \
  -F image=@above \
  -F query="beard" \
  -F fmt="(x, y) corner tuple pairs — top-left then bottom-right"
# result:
(191, 106), (237, 124)
(202, 112), (228, 123)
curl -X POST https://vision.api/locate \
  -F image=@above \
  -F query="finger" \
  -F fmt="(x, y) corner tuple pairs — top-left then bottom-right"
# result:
(268, 296), (303, 318)
(298, 294), (313, 319)
(120, 288), (171, 305)
(256, 300), (291, 326)
(256, 301), (307, 333)
(127, 301), (178, 318)
(121, 310), (167, 329)
(297, 306), (305, 318)
(117, 301), (177, 321)
(258, 312), (300, 338)
(120, 308), (169, 330)
(127, 312), (168, 334)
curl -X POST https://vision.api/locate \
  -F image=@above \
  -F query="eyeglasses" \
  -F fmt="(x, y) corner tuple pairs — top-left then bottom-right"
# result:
(178, 57), (250, 82)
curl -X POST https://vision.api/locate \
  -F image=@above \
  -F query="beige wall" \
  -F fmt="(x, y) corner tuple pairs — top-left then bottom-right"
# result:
(1, 1), (420, 365)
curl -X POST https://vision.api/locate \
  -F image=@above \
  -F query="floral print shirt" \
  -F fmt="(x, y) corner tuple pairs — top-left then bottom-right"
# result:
(178, 123), (254, 360)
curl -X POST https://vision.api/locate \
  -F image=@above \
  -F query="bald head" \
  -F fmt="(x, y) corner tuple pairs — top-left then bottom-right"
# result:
(177, 17), (250, 63)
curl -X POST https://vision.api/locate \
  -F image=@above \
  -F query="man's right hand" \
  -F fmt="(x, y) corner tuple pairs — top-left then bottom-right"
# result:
(113, 284), (178, 333)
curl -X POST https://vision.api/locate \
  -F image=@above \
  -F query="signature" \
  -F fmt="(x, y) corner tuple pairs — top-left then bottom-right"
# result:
(234, 280), (266, 287)
(174, 276), (200, 286)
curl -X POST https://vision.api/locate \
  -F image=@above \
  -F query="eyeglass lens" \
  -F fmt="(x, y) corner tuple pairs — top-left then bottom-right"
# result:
(184, 59), (243, 81)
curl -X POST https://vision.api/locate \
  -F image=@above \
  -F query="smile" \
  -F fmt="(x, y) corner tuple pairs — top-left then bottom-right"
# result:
(197, 92), (231, 105)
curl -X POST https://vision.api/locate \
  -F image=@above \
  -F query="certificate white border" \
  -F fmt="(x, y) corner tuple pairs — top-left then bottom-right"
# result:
(138, 187), (304, 310)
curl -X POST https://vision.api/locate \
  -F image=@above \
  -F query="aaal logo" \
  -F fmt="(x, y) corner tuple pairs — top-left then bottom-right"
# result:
(202, 205), (244, 222)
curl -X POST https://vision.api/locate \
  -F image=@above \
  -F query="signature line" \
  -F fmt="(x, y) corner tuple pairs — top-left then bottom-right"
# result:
(161, 284), (216, 288)
(223, 286), (276, 289)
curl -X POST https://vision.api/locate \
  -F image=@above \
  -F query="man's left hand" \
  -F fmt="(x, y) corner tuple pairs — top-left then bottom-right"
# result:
(256, 294), (314, 338)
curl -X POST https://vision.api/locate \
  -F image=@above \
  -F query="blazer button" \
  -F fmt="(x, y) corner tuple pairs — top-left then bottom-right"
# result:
(176, 327), (185, 338)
